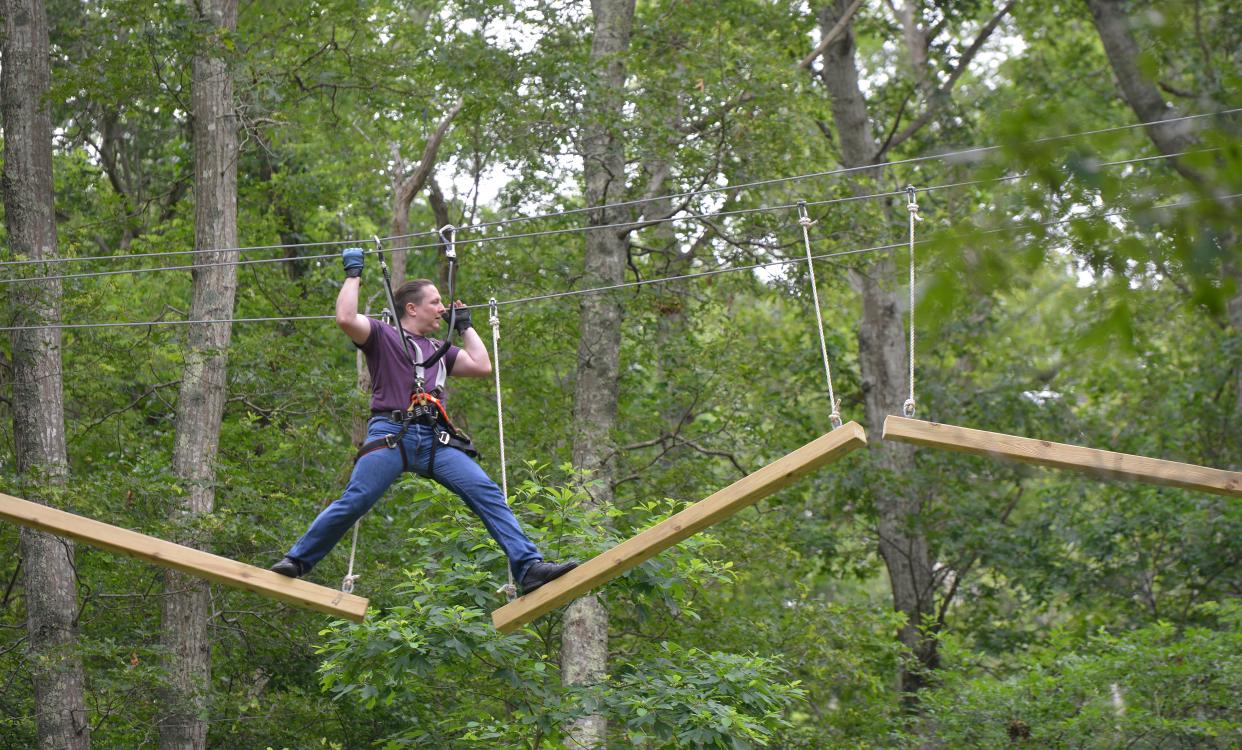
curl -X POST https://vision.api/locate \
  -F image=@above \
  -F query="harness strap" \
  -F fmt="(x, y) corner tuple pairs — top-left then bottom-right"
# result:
(352, 403), (477, 473)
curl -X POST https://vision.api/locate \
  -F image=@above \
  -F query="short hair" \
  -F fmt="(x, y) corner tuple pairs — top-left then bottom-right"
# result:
(394, 279), (436, 319)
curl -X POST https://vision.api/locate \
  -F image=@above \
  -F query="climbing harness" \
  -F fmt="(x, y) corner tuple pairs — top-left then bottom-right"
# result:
(351, 230), (474, 469)
(339, 229), (477, 593)
(903, 186), (922, 418)
(797, 201), (843, 430)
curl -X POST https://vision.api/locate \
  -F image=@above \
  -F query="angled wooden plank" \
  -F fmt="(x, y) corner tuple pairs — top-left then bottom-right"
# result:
(492, 421), (868, 634)
(0, 492), (368, 621)
(882, 416), (1242, 498)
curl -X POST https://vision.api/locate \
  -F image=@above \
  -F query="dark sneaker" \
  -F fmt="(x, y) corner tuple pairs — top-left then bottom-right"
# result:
(270, 556), (305, 578)
(519, 561), (578, 596)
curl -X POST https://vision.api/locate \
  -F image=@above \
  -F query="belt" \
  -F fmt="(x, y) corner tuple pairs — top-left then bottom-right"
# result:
(370, 407), (444, 424)
(371, 407), (438, 424)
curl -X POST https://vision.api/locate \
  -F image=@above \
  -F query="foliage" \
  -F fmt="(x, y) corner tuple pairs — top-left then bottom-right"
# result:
(923, 608), (1242, 749)
(0, 0), (1239, 747)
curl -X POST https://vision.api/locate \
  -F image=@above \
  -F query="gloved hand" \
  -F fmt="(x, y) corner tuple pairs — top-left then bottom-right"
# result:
(441, 304), (472, 333)
(342, 247), (364, 278)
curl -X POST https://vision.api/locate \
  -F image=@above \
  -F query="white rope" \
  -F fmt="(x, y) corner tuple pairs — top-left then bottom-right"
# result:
(903, 186), (922, 418)
(796, 202), (842, 430)
(490, 298), (518, 600)
(341, 521), (361, 594)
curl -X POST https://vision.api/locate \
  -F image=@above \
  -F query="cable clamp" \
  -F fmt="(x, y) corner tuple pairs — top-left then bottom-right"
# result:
(488, 297), (499, 328)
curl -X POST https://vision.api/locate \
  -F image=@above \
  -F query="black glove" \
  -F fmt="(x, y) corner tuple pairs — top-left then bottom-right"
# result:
(341, 247), (364, 278)
(441, 306), (471, 334)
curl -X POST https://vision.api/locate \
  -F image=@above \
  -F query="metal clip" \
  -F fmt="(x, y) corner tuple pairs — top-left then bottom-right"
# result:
(439, 224), (457, 260)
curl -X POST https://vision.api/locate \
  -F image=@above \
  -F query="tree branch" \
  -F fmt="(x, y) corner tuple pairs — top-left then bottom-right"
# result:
(878, 0), (1016, 159)
(799, 0), (867, 70)
(394, 98), (465, 208)
(68, 381), (181, 444)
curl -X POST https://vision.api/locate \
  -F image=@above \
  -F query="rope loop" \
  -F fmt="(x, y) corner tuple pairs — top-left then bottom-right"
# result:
(906, 185), (922, 221)
(342, 522), (361, 593)
(796, 200), (816, 228)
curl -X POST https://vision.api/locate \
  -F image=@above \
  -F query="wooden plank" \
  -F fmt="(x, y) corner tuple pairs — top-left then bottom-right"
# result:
(882, 416), (1242, 498)
(0, 492), (368, 621)
(492, 421), (868, 634)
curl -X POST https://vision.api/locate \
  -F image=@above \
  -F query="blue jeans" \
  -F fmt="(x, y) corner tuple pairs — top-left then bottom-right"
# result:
(287, 418), (542, 582)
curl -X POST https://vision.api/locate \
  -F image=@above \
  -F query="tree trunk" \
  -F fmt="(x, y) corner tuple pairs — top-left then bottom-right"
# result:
(819, 0), (939, 696)
(1085, 0), (1197, 171)
(1085, 0), (1241, 426)
(1231, 261), (1242, 420)
(387, 100), (464, 283)
(1, 0), (92, 746)
(159, 1), (238, 748)
(563, 1), (635, 746)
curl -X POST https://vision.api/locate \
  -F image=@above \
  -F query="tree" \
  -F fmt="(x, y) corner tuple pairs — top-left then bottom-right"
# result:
(1, 0), (91, 746)
(560, 1), (637, 746)
(1084, 0), (1242, 417)
(811, 0), (1016, 696)
(158, 0), (238, 747)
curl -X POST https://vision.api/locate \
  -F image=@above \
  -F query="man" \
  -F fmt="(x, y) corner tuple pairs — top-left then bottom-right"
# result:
(271, 247), (576, 596)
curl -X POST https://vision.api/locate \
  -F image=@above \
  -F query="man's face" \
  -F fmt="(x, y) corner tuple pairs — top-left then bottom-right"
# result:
(405, 285), (446, 334)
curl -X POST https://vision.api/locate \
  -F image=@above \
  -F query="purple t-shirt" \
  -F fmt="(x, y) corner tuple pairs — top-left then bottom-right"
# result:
(357, 317), (460, 412)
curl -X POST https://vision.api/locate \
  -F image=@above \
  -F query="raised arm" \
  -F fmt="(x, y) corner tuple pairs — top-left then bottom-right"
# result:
(445, 301), (492, 378)
(336, 249), (371, 345)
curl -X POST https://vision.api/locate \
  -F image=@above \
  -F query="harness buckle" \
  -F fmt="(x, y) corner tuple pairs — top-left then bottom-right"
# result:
(384, 433), (400, 449)
(436, 430), (451, 446)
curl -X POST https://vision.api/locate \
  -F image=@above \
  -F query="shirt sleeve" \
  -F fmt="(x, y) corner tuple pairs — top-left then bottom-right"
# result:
(355, 317), (381, 352)
(445, 345), (461, 375)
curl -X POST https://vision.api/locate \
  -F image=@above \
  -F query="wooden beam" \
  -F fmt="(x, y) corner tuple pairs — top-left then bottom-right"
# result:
(492, 422), (868, 634)
(0, 492), (368, 621)
(882, 416), (1242, 498)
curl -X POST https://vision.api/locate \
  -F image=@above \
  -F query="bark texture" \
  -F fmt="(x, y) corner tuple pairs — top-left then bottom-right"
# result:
(562, 0), (636, 746)
(1, 0), (92, 746)
(819, 0), (939, 695)
(159, 2), (239, 748)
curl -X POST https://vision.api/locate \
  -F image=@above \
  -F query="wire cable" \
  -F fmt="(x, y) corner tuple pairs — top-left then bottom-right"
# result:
(3, 107), (1235, 271)
(1, 148), (1217, 288)
(388, 108), (1240, 243)
(4, 193), (1233, 333)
